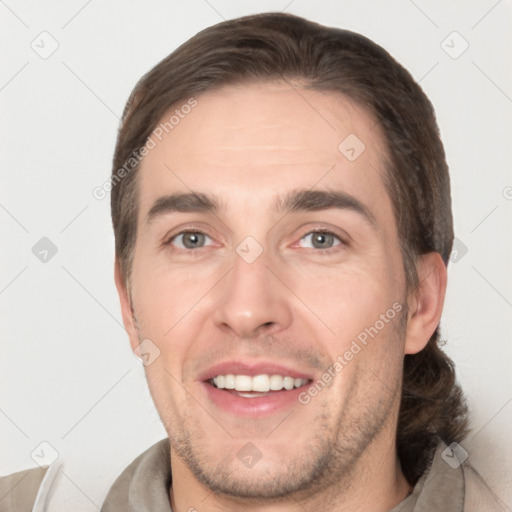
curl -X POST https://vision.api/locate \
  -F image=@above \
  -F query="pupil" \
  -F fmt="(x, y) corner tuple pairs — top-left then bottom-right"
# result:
(313, 233), (332, 248)
(184, 232), (203, 248)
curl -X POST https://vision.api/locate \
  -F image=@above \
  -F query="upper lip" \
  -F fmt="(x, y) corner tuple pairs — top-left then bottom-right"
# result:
(198, 360), (315, 382)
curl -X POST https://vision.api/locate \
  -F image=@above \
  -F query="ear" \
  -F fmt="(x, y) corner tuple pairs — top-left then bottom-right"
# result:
(114, 259), (140, 353)
(404, 252), (447, 355)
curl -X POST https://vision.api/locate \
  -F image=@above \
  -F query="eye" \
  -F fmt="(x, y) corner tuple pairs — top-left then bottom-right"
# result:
(298, 231), (343, 250)
(168, 231), (213, 250)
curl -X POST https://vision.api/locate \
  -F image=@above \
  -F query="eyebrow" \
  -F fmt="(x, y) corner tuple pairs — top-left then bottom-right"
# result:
(145, 189), (376, 227)
(277, 189), (376, 227)
(145, 192), (219, 224)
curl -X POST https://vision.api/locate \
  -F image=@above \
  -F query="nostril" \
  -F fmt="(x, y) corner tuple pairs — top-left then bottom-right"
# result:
(257, 321), (277, 334)
(253, 321), (279, 338)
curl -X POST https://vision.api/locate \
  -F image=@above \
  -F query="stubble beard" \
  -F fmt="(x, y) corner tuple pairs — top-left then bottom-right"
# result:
(158, 331), (405, 504)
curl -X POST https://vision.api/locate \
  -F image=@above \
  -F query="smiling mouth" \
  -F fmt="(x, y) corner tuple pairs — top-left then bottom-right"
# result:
(207, 373), (312, 397)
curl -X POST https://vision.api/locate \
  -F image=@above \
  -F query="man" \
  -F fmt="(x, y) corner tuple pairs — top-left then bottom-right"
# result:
(0, 12), (505, 512)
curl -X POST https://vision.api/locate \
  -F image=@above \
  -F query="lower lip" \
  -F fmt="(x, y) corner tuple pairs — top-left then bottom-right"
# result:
(201, 381), (308, 417)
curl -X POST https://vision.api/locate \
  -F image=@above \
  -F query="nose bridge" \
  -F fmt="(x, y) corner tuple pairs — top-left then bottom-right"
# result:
(213, 243), (292, 337)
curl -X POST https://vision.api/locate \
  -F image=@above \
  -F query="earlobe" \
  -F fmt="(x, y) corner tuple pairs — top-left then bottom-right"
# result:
(404, 252), (447, 355)
(114, 260), (139, 352)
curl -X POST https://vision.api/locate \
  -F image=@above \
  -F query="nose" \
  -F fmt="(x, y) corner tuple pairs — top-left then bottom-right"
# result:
(212, 249), (293, 338)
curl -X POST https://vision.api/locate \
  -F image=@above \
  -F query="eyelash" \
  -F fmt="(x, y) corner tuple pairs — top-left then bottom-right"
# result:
(296, 229), (347, 252)
(164, 229), (211, 252)
(164, 228), (348, 254)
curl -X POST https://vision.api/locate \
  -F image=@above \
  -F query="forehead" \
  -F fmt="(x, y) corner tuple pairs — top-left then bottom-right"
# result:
(136, 80), (391, 222)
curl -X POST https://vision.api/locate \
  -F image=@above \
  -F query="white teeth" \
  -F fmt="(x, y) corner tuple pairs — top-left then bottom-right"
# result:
(234, 375), (252, 391)
(212, 374), (308, 392)
(252, 374), (270, 392)
(283, 376), (295, 390)
(224, 374), (235, 389)
(269, 374), (284, 390)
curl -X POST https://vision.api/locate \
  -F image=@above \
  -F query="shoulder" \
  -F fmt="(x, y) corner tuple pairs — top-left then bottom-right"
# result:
(408, 440), (509, 512)
(101, 438), (171, 511)
(461, 463), (510, 512)
(0, 466), (49, 512)
(0, 441), (170, 512)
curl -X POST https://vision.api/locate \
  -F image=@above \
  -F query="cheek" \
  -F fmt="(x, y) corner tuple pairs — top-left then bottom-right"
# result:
(131, 249), (213, 327)
(288, 258), (402, 341)
(130, 257), (217, 379)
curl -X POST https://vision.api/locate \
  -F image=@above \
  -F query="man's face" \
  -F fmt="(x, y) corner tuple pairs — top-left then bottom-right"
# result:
(125, 81), (409, 498)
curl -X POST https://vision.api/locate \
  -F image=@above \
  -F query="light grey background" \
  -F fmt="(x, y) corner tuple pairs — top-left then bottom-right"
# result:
(1, 1), (511, 510)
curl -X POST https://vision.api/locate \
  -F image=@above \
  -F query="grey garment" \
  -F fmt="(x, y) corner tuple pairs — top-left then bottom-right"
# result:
(0, 466), (48, 512)
(101, 439), (173, 512)
(1, 440), (507, 511)
(389, 444), (464, 512)
(100, 438), (507, 512)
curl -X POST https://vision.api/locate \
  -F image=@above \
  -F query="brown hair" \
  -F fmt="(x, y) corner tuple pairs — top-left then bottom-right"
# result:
(111, 12), (468, 485)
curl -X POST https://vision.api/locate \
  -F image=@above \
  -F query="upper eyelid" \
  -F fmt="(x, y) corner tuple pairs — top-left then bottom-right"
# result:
(295, 230), (346, 248)
(164, 226), (215, 244)
(165, 231), (216, 252)
(296, 227), (349, 244)
(302, 230), (342, 240)
(171, 231), (211, 240)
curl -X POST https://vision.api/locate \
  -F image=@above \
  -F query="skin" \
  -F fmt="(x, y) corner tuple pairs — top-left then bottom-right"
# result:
(115, 80), (447, 511)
